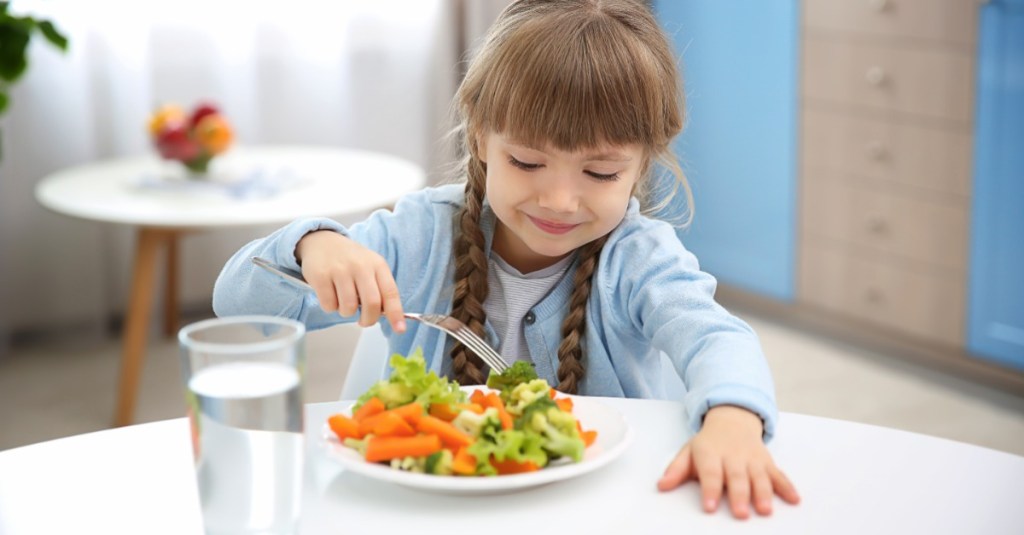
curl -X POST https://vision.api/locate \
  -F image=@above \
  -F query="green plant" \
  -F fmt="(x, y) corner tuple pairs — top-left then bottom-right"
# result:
(0, 1), (67, 116)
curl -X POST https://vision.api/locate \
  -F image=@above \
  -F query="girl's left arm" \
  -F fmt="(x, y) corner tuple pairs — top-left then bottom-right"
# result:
(605, 220), (799, 517)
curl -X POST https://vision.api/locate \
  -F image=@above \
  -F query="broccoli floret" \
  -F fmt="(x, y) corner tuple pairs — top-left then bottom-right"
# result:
(451, 407), (503, 438)
(486, 361), (539, 399)
(424, 449), (454, 475)
(505, 379), (552, 416)
(518, 397), (585, 462)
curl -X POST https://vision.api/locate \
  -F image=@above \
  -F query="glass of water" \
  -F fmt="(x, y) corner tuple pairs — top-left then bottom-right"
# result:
(178, 315), (306, 535)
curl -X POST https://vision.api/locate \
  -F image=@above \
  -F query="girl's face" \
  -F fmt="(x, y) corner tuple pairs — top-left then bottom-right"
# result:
(480, 131), (644, 273)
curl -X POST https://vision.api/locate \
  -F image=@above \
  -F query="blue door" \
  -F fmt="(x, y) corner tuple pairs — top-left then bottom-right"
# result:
(967, 0), (1024, 370)
(652, 1), (799, 301)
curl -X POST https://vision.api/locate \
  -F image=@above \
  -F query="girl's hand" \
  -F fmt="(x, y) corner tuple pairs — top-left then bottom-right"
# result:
(295, 230), (406, 332)
(656, 405), (800, 519)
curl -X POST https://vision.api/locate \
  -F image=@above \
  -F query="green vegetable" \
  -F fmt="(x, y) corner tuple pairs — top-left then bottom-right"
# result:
(468, 428), (548, 470)
(424, 449), (454, 475)
(390, 455), (426, 473)
(354, 349), (466, 410)
(486, 361), (539, 400)
(518, 397), (585, 462)
(505, 379), (552, 415)
(451, 407), (503, 437)
(343, 437), (368, 457)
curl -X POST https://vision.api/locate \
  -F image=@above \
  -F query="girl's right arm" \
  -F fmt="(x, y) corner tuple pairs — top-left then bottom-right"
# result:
(212, 218), (364, 331)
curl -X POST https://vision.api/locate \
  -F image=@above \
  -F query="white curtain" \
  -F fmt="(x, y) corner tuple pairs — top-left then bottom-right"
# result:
(0, 0), (510, 348)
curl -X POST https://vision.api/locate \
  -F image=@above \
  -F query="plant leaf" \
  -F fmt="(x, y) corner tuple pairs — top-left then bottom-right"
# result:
(0, 25), (30, 82)
(37, 20), (67, 51)
(0, 90), (8, 115)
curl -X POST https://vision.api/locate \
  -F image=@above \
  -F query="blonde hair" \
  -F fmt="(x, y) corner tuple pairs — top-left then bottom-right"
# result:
(448, 0), (690, 390)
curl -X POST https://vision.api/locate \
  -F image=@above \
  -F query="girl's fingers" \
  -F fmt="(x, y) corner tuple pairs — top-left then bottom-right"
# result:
(336, 278), (360, 317)
(308, 275), (339, 312)
(749, 465), (774, 516)
(656, 445), (693, 491)
(694, 453), (724, 513)
(376, 265), (405, 333)
(353, 270), (382, 326)
(724, 460), (751, 519)
(770, 465), (801, 505)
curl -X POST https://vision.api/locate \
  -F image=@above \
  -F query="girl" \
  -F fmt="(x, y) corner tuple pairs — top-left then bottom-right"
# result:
(214, 0), (799, 519)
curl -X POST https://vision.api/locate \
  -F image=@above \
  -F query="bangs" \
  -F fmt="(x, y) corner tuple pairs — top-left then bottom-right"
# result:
(467, 10), (679, 153)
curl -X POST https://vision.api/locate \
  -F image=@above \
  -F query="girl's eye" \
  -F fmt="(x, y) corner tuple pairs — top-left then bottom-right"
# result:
(508, 155), (542, 170)
(585, 170), (620, 181)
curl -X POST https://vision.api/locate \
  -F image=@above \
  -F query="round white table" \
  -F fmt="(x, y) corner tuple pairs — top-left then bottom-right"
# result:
(34, 146), (426, 426)
(0, 399), (1021, 534)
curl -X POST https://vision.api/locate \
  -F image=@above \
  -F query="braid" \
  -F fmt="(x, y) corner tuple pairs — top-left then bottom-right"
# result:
(555, 234), (609, 394)
(449, 158), (490, 384)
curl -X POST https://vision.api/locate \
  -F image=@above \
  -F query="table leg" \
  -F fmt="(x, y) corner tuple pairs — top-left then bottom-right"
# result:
(163, 232), (180, 338)
(113, 228), (170, 427)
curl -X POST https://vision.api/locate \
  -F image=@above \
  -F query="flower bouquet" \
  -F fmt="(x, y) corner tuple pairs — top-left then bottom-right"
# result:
(147, 102), (233, 177)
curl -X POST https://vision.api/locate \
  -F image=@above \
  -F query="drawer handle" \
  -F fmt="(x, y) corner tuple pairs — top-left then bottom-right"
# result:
(865, 141), (888, 162)
(867, 0), (891, 13)
(865, 215), (889, 235)
(865, 66), (888, 87)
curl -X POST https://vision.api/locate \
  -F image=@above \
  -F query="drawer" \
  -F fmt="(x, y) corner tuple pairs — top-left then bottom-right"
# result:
(802, 107), (972, 197)
(801, 175), (969, 271)
(799, 240), (965, 346)
(802, 36), (974, 123)
(803, 0), (977, 48)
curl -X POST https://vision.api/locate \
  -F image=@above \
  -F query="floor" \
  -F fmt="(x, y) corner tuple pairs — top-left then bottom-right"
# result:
(1, 310), (1023, 456)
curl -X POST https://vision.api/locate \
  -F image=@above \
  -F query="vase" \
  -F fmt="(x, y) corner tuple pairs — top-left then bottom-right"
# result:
(181, 154), (214, 178)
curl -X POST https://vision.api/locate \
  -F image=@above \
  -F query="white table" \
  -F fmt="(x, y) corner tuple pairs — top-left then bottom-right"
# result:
(0, 399), (1021, 534)
(34, 146), (426, 426)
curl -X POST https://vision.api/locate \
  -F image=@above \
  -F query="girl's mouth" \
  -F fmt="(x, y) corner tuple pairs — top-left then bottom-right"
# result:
(529, 216), (579, 235)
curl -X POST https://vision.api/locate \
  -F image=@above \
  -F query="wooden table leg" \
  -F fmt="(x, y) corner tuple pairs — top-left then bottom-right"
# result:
(163, 232), (180, 338)
(113, 228), (170, 427)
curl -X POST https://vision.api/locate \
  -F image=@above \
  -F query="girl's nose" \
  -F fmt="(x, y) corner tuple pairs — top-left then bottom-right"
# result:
(537, 177), (579, 213)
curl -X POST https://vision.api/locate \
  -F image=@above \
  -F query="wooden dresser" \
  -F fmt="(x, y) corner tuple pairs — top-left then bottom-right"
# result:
(798, 0), (978, 349)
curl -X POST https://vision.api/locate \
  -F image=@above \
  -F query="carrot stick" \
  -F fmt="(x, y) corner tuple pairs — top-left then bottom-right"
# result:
(458, 403), (485, 415)
(491, 457), (540, 474)
(470, 389), (487, 406)
(391, 402), (424, 425)
(353, 397), (385, 421)
(327, 414), (362, 440)
(452, 447), (477, 475)
(429, 403), (459, 421)
(416, 415), (474, 449)
(482, 392), (513, 430)
(430, 402), (485, 421)
(364, 434), (443, 463)
(368, 412), (416, 437)
(554, 397), (573, 413)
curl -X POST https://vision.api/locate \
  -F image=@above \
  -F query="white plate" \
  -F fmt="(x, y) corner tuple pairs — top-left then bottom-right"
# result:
(319, 389), (633, 495)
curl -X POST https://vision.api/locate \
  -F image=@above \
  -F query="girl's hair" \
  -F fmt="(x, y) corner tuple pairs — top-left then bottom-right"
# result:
(448, 0), (689, 391)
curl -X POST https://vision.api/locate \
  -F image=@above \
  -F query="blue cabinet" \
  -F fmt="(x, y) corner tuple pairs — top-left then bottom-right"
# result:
(967, 0), (1024, 371)
(652, 1), (799, 301)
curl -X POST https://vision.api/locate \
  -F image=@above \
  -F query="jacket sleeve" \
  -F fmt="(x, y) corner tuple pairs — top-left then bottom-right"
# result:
(605, 220), (779, 441)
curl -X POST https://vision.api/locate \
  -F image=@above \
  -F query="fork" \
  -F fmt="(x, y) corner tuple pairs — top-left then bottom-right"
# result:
(251, 257), (508, 373)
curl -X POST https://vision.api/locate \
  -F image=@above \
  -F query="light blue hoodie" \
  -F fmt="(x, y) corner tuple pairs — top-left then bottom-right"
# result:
(213, 184), (778, 439)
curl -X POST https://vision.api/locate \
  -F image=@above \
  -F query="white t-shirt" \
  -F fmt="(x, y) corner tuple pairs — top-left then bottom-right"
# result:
(485, 252), (574, 366)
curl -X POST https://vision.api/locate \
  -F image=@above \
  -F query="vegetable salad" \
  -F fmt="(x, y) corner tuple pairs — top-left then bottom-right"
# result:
(327, 350), (598, 476)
